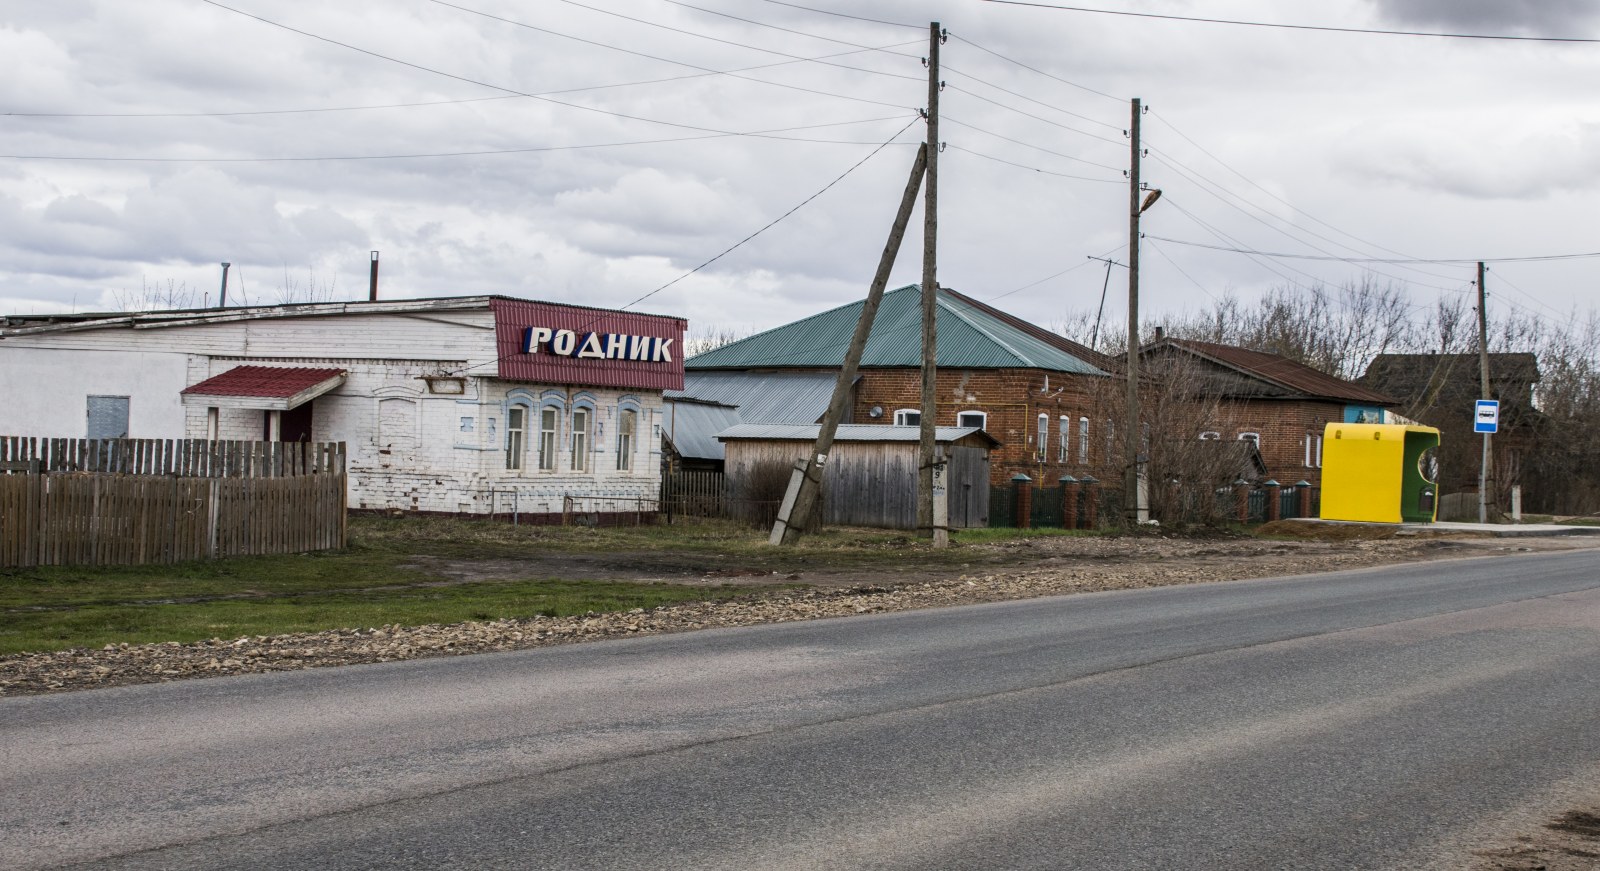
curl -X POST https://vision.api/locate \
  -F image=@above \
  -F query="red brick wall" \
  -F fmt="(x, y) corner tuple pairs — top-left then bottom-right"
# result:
(1209, 398), (1346, 489)
(853, 368), (1116, 484)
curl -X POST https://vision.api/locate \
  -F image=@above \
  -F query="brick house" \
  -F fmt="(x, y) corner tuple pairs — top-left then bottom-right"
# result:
(678, 285), (1115, 484)
(1361, 353), (1540, 503)
(0, 296), (685, 518)
(1138, 337), (1399, 489)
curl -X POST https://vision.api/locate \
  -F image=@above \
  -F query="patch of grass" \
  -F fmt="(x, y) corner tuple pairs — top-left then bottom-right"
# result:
(0, 577), (756, 656)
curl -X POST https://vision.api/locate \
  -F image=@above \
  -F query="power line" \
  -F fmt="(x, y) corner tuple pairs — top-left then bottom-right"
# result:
(748, 0), (923, 30)
(451, 116), (920, 377)
(1143, 235), (1600, 265)
(659, 0), (922, 60)
(0, 115), (912, 163)
(195, 0), (904, 141)
(945, 86), (1127, 148)
(978, 0), (1600, 43)
(942, 116), (1124, 172)
(986, 244), (1122, 301)
(3, 44), (917, 120)
(945, 143), (1122, 183)
(947, 35), (1125, 104)
(942, 68), (1123, 133)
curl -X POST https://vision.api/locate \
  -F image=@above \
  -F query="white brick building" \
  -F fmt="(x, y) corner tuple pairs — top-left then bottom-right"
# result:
(0, 297), (686, 518)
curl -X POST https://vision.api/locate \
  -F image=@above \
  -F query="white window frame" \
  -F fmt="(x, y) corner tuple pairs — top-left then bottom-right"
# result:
(571, 407), (592, 472)
(506, 405), (527, 471)
(1305, 432), (1314, 468)
(957, 410), (987, 430)
(617, 408), (637, 472)
(1199, 431), (1221, 441)
(1037, 413), (1049, 462)
(538, 406), (559, 471)
(1058, 415), (1069, 463)
(1078, 417), (1090, 464)
(1239, 432), (1261, 451)
(893, 408), (921, 426)
(1315, 435), (1323, 468)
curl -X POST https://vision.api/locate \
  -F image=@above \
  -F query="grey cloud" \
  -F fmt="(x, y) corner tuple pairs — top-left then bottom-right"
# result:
(1368, 0), (1600, 34)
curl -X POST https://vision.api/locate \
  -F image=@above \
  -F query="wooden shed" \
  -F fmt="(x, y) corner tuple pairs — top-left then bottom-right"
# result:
(717, 424), (997, 529)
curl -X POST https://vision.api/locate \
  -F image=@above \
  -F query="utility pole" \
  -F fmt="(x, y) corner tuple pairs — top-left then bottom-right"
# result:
(772, 144), (929, 545)
(1086, 255), (1124, 352)
(1124, 97), (1143, 527)
(1477, 261), (1493, 524)
(918, 21), (944, 545)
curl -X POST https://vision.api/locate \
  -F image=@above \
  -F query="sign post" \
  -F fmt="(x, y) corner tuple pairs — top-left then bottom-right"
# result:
(1475, 399), (1499, 524)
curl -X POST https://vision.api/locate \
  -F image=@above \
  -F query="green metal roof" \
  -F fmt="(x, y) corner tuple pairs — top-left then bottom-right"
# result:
(687, 285), (1107, 375)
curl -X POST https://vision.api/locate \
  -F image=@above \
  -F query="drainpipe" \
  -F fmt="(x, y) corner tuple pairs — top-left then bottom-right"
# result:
(369, 251), (380, 301)
(218, 262), (231, 308)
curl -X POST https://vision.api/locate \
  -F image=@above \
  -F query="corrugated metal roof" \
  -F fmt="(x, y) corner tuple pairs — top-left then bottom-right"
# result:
(668, 371), (839, 423)
(663, 400), (743, 461)
(687, 285), (1106, 375)
(181, 366), (346, 398)
(716, 424), (998, 446)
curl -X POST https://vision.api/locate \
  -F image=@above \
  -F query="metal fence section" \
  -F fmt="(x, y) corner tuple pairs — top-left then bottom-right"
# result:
(0, 437), (347, 568)
(661, 470), (726, 520)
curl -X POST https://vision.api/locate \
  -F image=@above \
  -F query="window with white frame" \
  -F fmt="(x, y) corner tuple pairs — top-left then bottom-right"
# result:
(1078, 417), (1090, 464)
(1199, 431), (1221, 440)
(1058, 415), (1069, 463)
(1315, 434), (1323, 468)
(957, 411), (987, 430)
(506, 406), (527, 471)
(617, 408), (637, 471)
(893, 409), (920, 426)
(1304, 432), (1314, 468)
(1037, 413), (1049, 462)
(571, 407), (591, 471)
(1106, 419), (1115, 462)
(538, 406), (559, 471)
(1239, 432), (1260, 451)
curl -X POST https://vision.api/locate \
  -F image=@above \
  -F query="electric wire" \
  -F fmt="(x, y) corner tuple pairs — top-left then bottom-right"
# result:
(945, 143), (1123, 182)
(749, 0), (924, 30)
(539, 0), (922, 81)
(447, 116), (920, 377)
(943, 116), (1124, 172)
(948, 34), (1125, 104)
(194, 0), (907, 143)
(660, 0), (922, 60)
(977, 0), (1600, 43)
(0, 115), (914, 163)
(945, 86), (1128, 148)
(1141, 235), (1600, 265)
(986, 244), (1122, 301)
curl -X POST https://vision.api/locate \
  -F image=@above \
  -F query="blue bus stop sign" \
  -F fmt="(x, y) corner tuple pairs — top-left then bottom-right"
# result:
(1474, 399), (1500, 434)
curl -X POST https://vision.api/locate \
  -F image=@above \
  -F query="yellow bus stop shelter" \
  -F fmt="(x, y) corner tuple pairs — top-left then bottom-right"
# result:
(1319, 423), (1441, 524)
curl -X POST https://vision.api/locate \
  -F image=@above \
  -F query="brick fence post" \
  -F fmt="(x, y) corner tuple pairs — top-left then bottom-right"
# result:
(1080, 474), (1099, 528)
(1296, 480), (1313, 519)
(1059, 475), (1079, 530)
(1234, 478), (1250, 523)
(1263, 479), (1281, 523)
(1012, 473), (1033, 529)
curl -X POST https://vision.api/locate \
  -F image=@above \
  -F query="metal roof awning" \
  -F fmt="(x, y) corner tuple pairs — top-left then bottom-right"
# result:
(180, 366), (347, 411)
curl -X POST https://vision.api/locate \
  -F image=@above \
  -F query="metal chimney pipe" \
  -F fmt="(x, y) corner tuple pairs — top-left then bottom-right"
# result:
(369, 251), (380, 301)
(218, 262), (231, 308)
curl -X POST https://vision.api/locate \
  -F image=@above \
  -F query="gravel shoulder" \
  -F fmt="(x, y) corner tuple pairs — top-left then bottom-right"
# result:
(3, 527), (1594, 698)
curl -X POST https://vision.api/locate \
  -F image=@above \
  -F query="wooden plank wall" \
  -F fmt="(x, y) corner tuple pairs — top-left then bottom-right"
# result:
(0, 437), (346, 478)
(0, 472), (348, 568)
(0, 438), (349, 567)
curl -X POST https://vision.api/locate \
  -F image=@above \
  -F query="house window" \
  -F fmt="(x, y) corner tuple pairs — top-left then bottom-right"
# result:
(1315, 435), (1323, 468)
(1305, 432), (1314, 468)
(893, 409), (920, 426)
(87, 395), (129, 439)
(617, 408), (637, 472)
(957, 411), (987, 430)
(538, 406), (558, 471)
(571, 407), (591, 472)
(1078, 417), (1090, 464)
(1239, 432), (1261, 451)
(1037, 413), (1049, 462)
(1058, 415), (1069, 463)
(1106, 419), (1115, 463)
(1199, 431), (1221, 440)
(506, 406), (527, 471)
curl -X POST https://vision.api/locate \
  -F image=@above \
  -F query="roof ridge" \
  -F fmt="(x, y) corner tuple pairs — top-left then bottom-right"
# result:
(687, 285), (919, 366)
(934, 293), (1032, 367)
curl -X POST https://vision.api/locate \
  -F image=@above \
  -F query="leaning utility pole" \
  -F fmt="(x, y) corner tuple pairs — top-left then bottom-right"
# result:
(1477, 260), (1493, 524)
(771, 144), (929, 545)
(917, 21), (944, 545)
(1123, 97), (1143, 527)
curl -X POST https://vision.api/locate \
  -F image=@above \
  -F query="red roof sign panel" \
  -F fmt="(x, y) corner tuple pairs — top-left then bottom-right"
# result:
(492, 298), (685, 391)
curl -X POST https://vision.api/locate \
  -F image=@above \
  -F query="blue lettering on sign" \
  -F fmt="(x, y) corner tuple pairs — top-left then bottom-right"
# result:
(523, 327), (674, 363)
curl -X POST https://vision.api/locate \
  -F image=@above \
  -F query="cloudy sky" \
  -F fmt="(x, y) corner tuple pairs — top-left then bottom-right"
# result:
(3, 0), (1597, 340)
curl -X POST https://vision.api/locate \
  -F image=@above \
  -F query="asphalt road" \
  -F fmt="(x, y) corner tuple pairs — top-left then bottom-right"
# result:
(5, 549), (1600, 870)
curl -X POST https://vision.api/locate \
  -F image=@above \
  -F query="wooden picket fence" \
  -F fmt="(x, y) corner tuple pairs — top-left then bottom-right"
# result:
(0, 438), (347, 568)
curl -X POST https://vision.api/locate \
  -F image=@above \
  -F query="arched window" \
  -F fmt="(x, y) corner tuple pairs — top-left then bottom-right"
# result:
(893, 409), (921, 426)
(1078, 417), (1090, 464)
(1239, 432), (1261, 451)
(1199, 431), (1221, 440)
(1058, 415), (1069, 463)
(1037, 413), (1049, 461)
(617, 408), (638, 471)
(506, 405), (527, 471)
(957, 410), (987, 430)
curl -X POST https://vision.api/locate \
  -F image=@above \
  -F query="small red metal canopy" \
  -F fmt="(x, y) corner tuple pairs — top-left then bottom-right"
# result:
(180, 365), (347, 410)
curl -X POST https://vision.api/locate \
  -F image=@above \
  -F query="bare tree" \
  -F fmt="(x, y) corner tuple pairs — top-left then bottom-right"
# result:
(112, 277), (198, 312)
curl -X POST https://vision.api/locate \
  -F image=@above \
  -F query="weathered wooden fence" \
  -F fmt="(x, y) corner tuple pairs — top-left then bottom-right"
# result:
(0, 438), (347, 568)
